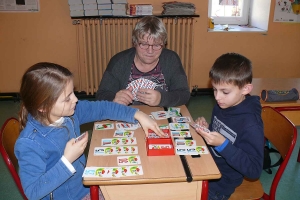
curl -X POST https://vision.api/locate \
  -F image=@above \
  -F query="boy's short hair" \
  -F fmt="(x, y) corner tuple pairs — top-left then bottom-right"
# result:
(209, 53), (252, 88)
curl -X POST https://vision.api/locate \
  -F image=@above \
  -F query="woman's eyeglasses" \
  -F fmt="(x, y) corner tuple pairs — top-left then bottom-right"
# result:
(138, 43), (163, 51)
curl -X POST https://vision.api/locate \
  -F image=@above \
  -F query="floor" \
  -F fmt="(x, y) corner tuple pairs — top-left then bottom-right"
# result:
(0, 95), (299, 199)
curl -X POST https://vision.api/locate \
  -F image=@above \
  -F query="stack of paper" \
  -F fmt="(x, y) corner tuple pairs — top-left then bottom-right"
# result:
(162, 1), (195, 15)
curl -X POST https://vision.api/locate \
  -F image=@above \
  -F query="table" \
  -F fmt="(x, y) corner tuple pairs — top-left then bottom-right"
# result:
(83, 105), (221, 200)
(251, 78), (300, 126)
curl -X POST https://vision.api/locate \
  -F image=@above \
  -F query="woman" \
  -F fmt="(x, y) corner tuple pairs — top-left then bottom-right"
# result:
(96, 16), (190, 107)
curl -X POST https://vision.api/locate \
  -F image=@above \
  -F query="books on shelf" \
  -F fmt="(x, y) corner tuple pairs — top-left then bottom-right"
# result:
(98, 4), (112, 9)
(85, 9), (98, 16)
(68, 0), (83, 5)
(69, 4), (84, 11)
(83, 0), (97, 4)
(99, 9), (113, 15)
(112, 9), (126, 16)
(84, 3), (98, 10)
(111, 0), (127, 3)
(97, 0), (112, 3)
(129, 4), (153, 16)
(71, 10), (84, 17)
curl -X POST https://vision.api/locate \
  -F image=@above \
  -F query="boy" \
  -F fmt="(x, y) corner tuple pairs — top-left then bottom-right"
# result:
(194, 53), (264, 199)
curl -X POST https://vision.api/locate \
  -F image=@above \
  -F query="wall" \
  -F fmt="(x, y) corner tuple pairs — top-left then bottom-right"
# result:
(0, 0), (299, 93)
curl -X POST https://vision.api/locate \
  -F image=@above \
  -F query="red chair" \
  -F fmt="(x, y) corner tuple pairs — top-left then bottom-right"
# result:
(0, 117), (27, 200)
(230, 106), (297, 200)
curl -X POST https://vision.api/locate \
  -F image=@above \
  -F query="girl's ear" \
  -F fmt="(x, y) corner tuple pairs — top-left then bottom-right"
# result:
(242, 84), (253, 95)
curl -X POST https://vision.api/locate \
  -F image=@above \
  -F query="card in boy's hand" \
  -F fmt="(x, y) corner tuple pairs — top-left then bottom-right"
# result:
(151, 111), (170, 120)
(190, 122), (210, 133)
(94, 123), (114, 130)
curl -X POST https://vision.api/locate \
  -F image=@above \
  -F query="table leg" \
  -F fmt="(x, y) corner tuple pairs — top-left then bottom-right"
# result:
(201, 180), (209, 200)
(90, 185), (99, 200)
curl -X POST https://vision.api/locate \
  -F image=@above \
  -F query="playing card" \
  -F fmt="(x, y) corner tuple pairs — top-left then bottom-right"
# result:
(175, 139), (196, 147)
(151, 111), (170, 120)
(94, 146), (138, 156)
(115, 122), (139, 130)
(75, 132), (86, 143)
(168, 107), (181, 117)
(117, 155), (141, 165)
(148, 129), (170, 138)
(113, 130), (134, 137)
(172, 116), (191, 123)
(170, 131), (191, 138)
(148, 144), (173, 149)
(169, 123), (190, 131)
(190, 122), (210, 133)
(94, 123), (114, 130)
(102, 137), (137, 146)
(196, 146), (210, 154)
(126, 78), (156, 101)
(121, 165), (144, 176)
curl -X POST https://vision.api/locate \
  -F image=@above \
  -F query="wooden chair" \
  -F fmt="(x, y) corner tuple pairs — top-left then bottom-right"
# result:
(0, 117), (27, 200)
(230, 106), (297, 200)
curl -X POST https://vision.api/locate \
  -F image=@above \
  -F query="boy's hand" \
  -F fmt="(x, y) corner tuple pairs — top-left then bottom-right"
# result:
(64, 131), (88, 163)
(196, 129), (226, 146)
(134, 111), (166, 137)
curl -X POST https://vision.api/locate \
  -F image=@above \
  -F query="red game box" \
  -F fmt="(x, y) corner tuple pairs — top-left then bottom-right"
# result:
(146, 129), (175, 156)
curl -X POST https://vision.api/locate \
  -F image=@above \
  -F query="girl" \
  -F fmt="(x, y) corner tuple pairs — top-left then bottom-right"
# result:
(15, 62), (164, 200)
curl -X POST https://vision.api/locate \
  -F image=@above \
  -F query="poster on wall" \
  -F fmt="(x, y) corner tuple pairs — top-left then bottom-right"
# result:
(273, 0), (300, 22)
(0, 0), (39, 12)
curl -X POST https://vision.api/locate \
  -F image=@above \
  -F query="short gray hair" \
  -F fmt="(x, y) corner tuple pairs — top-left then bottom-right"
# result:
(132, 16), (167, 45)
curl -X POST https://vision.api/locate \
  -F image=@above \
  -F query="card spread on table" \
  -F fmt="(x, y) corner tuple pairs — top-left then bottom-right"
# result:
(169, 123), (190, 131)
(117, 155), (141, 165)
(172, 116), (191, 123)
(102, 137), (137, 146)
(151, 111), (170, 120)
(148, 128), (170, 138)
(168, 107), (181, 117)
(126, 78), (156, 101)
(190, 122), (210, 133)
(175, 146), (209, 155)
(113, 130), (134, 137)
(175, 139), (196, 147)
(82, 165), (144, 177)
(94, 146), (138, 156)
(170, 131), (191, 138)
(115, 122), (140, 130)
(94, 123), (114, 130)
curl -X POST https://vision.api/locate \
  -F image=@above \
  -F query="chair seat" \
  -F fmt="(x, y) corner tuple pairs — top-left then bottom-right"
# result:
(229, 178), (264, 200)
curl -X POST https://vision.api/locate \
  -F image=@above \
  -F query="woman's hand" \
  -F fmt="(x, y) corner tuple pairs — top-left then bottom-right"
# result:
(64, 132), (88, 163)
(134, 111), (166, 137)
(136, 89), (161, 106)
(113, 87), (134, 105)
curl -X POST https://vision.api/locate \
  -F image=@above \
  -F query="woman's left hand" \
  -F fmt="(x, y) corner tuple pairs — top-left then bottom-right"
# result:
(136, 89), (161, 106)
(134, 111), (166, 137)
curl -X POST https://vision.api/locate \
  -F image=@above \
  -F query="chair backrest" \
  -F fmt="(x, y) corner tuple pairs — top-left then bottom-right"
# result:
(0, 117), (27, 200)
(261, 106), (297, 200)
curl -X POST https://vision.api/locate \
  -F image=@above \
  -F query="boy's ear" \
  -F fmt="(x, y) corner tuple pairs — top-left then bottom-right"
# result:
(242, 84), (253, 95)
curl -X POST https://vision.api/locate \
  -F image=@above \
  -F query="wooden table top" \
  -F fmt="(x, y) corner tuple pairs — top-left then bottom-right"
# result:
(83, 105), (221, 186)
(251, 78), (300, 107)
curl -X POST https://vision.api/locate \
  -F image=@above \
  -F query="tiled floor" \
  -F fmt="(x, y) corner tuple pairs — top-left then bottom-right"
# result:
(0, 96), (299, 200)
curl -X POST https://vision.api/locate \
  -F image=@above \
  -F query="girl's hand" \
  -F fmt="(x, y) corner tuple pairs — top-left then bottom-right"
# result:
(194, 117), (209, 129)
(134, 111), (166, 137)
(64, 131), (88, 163)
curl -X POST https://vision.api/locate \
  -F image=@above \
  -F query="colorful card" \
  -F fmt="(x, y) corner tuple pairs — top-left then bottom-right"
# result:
(82, 167), (122, 178)
(190, 122), (210, 133)
(196, 146), (210, 154)
(151, 111), (170, 120)
(101, 137), (137, 146)
(94, 146), (138, 156)
(117, 155), (141, 166)
(168, 107), (181, 117)
(169, 123), (190, 131)
(148, 144), (173, 149)
(121, 165), (144, 176)
(94, 123), (114, 130)
(175, 139), (196, 147)
(170, 131), (191, 138)
(126, 78), (157, 101)
(115, 122), (139, 130)
(113, 130), (134, 137)
(172, 116), (191, 123)
(148, 128), (170, 138)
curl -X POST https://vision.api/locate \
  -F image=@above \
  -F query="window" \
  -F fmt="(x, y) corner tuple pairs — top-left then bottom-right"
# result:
(208, 0), (271, 32)
(208, 0), (250, 25)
